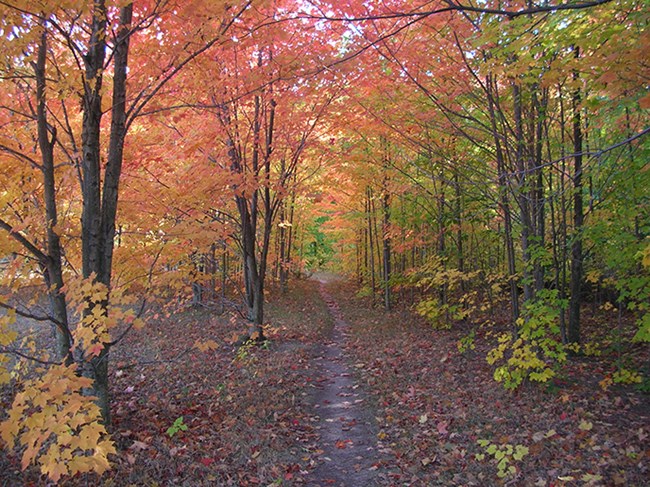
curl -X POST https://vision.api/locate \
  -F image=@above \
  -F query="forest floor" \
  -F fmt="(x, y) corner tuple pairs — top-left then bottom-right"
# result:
(1, 276), (649, 486)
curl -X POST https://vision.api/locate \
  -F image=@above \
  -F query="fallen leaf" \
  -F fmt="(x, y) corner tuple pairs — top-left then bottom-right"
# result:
(579, 420), (593, 431)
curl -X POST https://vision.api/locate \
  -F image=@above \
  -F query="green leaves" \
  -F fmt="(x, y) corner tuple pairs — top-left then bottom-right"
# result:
(166, 416), (189, 438)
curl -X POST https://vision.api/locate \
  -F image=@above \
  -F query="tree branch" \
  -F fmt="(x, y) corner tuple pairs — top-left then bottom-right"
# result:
(0, 218), (49, 264)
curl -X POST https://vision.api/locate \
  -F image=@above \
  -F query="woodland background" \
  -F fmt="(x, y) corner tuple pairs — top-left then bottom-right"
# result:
(0, 0), (648, 484)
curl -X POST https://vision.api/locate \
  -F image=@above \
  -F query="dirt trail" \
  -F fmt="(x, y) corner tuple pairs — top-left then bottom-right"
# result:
(308, 274), (384, 486)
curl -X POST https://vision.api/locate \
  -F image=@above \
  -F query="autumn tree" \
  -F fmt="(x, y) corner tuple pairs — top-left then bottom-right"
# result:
(317, 0), (649, 383)
(153, 2), (345, 340)
(0, 0), (255, 479)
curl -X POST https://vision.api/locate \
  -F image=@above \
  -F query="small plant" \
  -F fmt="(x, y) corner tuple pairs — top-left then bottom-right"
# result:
(635, 375), (650, 393)
(476, 439), (529, 479)
(355, 285), (374, 298)
(600, 367), (644, 391)
(166, 416), (188, 438)
(613, 368), (643, 385)
(415, 298), (449, 329)
(408, 256), (480, 328)
(457, 329), (476, 354)
(487, 290), (567, 389)
(234, 338), (257, 364)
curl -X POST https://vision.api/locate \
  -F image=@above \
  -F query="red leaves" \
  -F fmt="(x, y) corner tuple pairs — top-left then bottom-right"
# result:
(436, 421), (449, 436)
(335, 439), (353, 449)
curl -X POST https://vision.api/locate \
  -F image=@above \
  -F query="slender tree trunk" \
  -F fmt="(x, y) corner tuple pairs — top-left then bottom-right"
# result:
(532, 87), (547, 294)
(34, 26), (73, 364)
(367, 187), (376, 300)
(284, 189), (295, 284)
(435, 170), (448, 313)
(220, 243), (227, 314)
(513, 83), (535, 305)
(453, 170), (465, 292)
(79, 0), (111, 424)
(487, 74), (520, 322)
(568, 49), (584, 345)
(382, 176), (392, 310)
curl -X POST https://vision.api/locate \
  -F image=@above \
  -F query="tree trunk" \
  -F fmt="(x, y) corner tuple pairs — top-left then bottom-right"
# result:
(568, 49), (584, 345)
(382, 176), (392, 310)
(80, 2), (132, 425)
(513, 83), (535, 305)
(453, 170), (465, 292)
(34, 27), (73, 364)
(367, 187), (376, 301)
(487, 74), (520, 322)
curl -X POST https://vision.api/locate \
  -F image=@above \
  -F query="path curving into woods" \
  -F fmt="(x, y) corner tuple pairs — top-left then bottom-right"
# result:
(307, 273), (384, 486)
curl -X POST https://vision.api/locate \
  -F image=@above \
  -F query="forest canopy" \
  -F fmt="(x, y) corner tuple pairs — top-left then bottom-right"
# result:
(0, 0), (647, 483)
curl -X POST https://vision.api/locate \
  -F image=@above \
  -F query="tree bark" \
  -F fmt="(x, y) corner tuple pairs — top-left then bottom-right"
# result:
(487, 74), (520, 322)
(382, 174), (392, 310)
(79, 1), (133, 425)
(568, 48), (584, 345)
(34, 25), (73, 364)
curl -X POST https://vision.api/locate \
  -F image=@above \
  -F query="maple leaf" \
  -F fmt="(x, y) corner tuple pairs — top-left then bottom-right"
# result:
(41, 459), (68, 483)
(578, 420), (593, 431)
(194, 339), (219, 352)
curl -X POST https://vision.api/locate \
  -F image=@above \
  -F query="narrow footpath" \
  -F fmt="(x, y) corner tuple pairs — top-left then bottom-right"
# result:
(308, 276), (383, 486)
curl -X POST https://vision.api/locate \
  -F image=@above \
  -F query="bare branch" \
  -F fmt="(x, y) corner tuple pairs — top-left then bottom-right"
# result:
(0, 346), (62, 366)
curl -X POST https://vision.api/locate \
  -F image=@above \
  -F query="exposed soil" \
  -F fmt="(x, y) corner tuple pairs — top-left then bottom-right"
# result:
(306, 275), (384, 486)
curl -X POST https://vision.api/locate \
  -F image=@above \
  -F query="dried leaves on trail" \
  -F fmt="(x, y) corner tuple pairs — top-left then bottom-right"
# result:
(2, 278), (649, 486)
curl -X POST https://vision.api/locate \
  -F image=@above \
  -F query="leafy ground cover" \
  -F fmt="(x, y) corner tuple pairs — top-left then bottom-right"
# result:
(328, 280), (650, 486)
(1, 280), (332, 486)
(2, 277), (649, 485)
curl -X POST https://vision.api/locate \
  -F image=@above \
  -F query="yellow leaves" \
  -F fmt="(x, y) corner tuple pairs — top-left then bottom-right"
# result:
(41, 445), (68, 482)
(194, 339), (219, 352)
(0, 362), (11, 385)
(578, 420), (593, 431)
(63, 275), (146, 358)
(0, 363), (114, 482)
(585, 270), (602, 284)
(76, 421), (104, 450)
(0, 316), (16, 382)
(0, 307), (18, 346)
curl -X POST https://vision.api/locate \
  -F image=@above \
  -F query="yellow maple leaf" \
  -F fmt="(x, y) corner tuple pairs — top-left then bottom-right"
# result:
(194, 339), (219, 352)
(578, 420), (593, 431)
(78, 422), (104, 450)
(40, 455), (69, 483)
(69, 455), (97, 475)
(0, 417), (19, 448)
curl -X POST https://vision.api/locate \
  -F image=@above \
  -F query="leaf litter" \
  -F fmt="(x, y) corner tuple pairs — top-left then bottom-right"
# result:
(1, 277), (648, 486)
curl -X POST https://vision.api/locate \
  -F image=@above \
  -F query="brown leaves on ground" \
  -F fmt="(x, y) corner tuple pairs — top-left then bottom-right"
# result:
(329, 281), (650, 486)
(2, 278), (648, 485)
(0, 282), (331, 486)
